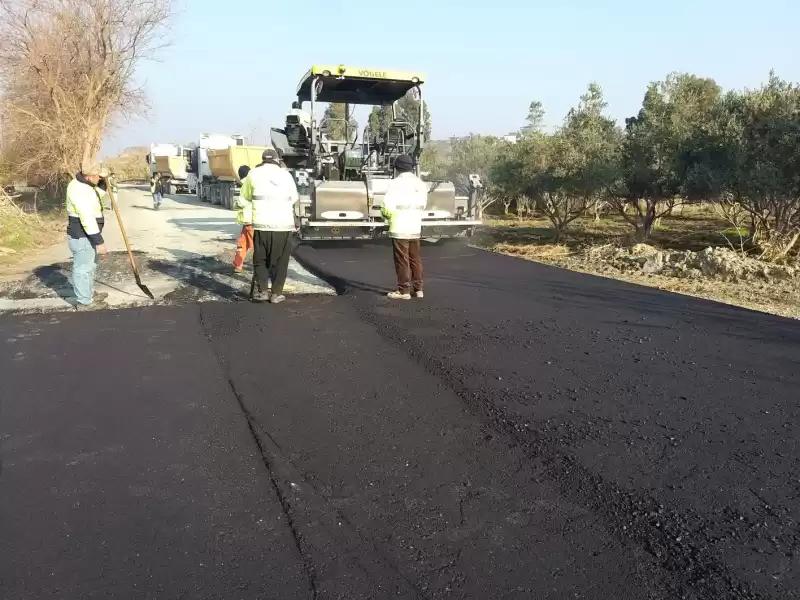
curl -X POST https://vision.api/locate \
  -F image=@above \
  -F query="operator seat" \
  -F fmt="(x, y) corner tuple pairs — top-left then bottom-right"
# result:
(285, 119), (311, 150)
(386, 121), (414, 156)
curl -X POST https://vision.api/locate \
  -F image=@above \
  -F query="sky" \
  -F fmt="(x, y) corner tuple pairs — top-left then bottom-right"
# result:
(102, 0), (800, 156)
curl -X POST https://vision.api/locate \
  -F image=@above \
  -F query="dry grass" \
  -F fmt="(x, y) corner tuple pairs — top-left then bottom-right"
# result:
(493, 242), (571, 260)
(476, 208), (800, 320)
(106, 152), (150, 182)
(480, 204), (737, 251)
(0, 191), (64, 268)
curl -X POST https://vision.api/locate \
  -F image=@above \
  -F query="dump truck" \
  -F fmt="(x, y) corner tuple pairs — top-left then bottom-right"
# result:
(269, 64), (482, 241)
(186, 133), (245, 203)
(204, 145), (272, 209)
(147, 143), (193, 194)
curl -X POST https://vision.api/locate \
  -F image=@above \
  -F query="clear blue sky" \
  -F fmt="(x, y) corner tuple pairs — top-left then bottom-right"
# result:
(102, 0), (800, 155)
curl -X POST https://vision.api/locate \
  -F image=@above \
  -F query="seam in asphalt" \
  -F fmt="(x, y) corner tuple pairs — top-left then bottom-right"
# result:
(197, 304), (431, 600)
(198, 308), (318, 600)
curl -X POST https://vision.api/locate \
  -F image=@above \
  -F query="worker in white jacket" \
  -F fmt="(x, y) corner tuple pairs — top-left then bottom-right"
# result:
(239, 148), (299, 304)
(380, 154), (428, 300)
(66, 163), (111, 310)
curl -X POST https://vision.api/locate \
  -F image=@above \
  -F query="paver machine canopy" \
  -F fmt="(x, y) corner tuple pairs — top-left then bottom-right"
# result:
(276, 65), (425, 177)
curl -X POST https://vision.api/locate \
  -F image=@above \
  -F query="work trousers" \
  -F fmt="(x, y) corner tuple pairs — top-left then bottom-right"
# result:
(391, 238), (423, 294)
(68, 236), (97, 305)
(253, 230), (292, 295)
(152, 192), (162, 208)
(233, 224), (254, 271)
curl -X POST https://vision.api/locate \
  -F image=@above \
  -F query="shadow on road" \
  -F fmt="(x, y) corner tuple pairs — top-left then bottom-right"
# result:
(27, 253), (152, 305)
(147, 251), (249, 303)
(32, 264), (74, 304)
(291, 251), (388, 296)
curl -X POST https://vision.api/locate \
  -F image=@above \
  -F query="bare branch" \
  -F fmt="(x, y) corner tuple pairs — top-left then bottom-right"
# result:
(0, 0), (173, 184)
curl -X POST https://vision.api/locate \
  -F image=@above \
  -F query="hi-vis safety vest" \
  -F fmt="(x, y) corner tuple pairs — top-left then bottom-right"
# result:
(236, 194), (253, 225)
(66, 178), (105, 237)
(239, 163), (299, 231)
(380, 172), (429, 239)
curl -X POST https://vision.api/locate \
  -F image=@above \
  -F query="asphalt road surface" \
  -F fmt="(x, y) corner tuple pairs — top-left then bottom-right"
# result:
(2, 239), (799, 599)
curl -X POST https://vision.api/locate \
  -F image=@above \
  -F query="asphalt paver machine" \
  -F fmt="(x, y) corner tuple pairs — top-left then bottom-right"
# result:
(270, 64), (483, 241)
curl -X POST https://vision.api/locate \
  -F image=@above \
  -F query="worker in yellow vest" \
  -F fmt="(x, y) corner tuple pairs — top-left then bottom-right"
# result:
(238, 149), (299, 304)
(66, 163), (110, 310)
(380, 154), (428, 300)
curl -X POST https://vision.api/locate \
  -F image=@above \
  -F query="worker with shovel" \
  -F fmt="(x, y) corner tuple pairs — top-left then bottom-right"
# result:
(66, 163), (110, 310)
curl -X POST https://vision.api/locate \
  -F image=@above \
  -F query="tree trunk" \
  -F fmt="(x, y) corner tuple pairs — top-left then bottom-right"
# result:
(635, 211), (656, 242)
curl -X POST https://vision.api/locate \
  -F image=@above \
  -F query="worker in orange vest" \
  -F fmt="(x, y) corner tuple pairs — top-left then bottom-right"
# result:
(232, 165), (253, 272)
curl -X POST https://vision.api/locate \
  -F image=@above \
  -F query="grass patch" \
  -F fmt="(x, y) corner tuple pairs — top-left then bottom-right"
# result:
(479, 208), (734, 253)
(0, 193), (64, 267)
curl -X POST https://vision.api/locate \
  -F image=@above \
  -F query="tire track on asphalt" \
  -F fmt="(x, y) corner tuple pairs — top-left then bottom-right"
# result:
(197, 305), (427, 600)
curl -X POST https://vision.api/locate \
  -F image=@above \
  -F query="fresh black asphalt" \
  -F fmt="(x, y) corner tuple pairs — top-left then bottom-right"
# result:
(2, 240), (798, 599)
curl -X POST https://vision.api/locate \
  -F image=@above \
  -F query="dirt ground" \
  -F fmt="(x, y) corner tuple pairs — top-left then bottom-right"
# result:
(0, 184), (334, 312)
(475, 210), (800, 320)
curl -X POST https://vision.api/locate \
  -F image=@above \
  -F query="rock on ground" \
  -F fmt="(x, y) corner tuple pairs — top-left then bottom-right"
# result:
(584, 244), (798, 282)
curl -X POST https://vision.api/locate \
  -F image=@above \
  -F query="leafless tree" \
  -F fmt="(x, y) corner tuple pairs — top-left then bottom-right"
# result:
(0, 0), (173, 187)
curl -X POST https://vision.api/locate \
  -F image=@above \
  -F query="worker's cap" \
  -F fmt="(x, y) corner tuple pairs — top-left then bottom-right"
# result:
(261, 148), (280, 164)
(394, 154), (414, 173)
(83, 163), (111, 177)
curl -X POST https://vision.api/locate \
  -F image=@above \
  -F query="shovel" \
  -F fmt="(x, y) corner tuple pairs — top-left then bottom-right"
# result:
(105, 181), (155, 300)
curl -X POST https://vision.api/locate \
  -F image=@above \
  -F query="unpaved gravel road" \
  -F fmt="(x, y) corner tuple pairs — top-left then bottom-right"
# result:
(0, 184), (334, 312)
(1, 218), (798, 598)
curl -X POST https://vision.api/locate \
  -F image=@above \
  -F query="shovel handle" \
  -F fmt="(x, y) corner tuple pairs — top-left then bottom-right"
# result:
(106, 184), (141, 279)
